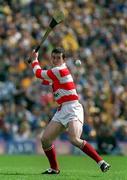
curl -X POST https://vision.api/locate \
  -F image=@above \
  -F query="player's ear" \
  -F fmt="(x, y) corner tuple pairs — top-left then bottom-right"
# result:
(63, 57), (66, 62)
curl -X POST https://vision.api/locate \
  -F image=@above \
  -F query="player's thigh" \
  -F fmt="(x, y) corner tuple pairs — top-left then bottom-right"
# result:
(68, 120), (83, 139)
(42, 121), (65, 141)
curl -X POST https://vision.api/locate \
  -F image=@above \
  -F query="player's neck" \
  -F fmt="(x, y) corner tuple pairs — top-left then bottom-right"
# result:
(53, 62), (65, 67)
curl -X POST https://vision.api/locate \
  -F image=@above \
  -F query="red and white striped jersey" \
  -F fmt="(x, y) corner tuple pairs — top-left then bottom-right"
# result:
(32, 60), (79, 105)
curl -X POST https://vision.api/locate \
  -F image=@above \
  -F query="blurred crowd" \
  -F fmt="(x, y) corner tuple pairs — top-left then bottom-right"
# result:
(0, 0), (127, 154)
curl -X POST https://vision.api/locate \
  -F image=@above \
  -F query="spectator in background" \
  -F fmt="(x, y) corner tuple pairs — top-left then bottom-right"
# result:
(97, 125), (122, 155)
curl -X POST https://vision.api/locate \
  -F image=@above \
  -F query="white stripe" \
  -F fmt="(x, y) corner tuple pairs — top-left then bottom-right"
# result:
(33, 60), (38, 63)
(60, 74), (73, 83)
(52, 67), (60, 79)
(41, 71), (52, 82)
(54, 89), (77, 100)
(33, 65), (41, 74)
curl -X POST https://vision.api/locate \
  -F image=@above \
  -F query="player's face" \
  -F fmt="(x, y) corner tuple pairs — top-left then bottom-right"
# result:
(51, 53), (64, 66)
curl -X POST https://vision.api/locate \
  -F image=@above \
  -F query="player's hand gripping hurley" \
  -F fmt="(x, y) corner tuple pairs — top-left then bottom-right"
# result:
(27, 10), (64, 63)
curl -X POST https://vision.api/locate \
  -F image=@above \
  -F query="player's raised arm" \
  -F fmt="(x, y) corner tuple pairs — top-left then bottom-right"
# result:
(30, 50), (52, 83)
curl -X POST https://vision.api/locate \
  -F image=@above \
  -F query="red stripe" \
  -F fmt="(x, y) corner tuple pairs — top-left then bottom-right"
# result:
(59, 68), (70, 77)
(47, 70), (60, 91)
(47, 70), (58, 81)
(52, 82), (76, 92)
(42, 80), (50, 85)
(57, 95), (79, 104)
(32, 61), (39, 68)
(52, 83), (59, 92)
(35, 69), (42, 79)
(60, 82), (76, 90)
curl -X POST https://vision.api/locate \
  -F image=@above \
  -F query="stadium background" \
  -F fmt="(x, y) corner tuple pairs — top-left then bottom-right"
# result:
(0, 0), (127, 155)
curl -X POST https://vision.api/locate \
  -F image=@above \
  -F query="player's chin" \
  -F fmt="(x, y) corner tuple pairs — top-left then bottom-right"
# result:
(52, 62), (59, 66)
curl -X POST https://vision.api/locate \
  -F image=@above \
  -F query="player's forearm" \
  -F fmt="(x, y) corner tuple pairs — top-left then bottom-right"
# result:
(31, 60), (43, 79)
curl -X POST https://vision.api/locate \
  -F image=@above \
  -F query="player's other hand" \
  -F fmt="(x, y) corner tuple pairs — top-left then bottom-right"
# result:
(31, 49), (39, 61)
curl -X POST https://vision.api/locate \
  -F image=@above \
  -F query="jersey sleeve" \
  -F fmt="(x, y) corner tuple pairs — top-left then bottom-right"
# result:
(31, 60), (53, 82)
(41, 79), (52, 85)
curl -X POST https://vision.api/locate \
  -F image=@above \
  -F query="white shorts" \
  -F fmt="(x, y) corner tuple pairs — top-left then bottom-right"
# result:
(52, 101), (84, 127)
